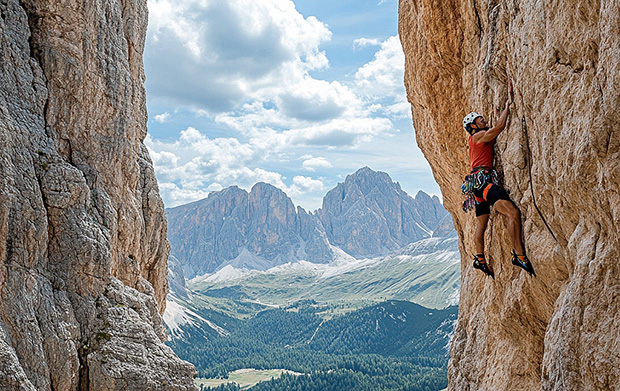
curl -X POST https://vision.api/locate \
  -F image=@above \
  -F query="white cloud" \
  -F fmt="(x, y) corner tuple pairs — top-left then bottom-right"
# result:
(353, 37), (381, 50)
(145, 0), (331, 113)
(292, 176), (325, 191)
(154, 112), (171, 123)
(302, 156), (332, 171)
(145, 0), (408, 134)
(353, 35), (410, 119)
(143, 3), (418, 210)
(146, 1), (407, 145)
(158, 182), (211, 208)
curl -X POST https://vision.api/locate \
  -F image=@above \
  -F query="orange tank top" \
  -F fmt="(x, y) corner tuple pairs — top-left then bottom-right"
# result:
(468, 136), (494, 170)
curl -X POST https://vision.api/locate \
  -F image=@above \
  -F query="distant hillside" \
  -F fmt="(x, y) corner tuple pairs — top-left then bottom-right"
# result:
(166, 167), (456, 278)
(188, 236), (460, 310)
(165, 298), (457, 390)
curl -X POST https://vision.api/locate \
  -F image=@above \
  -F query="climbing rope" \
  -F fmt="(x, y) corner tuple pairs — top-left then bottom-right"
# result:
(508, 70), (559, 243)
(521, 115), (558, 242)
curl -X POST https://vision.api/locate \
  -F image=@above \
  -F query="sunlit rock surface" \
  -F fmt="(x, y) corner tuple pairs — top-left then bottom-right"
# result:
(399, 1), (620, 390)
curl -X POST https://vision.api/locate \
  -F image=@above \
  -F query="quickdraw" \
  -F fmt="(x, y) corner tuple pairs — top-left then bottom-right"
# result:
(461, 167), (498, 213)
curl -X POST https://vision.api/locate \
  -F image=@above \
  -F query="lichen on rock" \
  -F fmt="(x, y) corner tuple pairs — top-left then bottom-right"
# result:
(399, 0), (620, 390)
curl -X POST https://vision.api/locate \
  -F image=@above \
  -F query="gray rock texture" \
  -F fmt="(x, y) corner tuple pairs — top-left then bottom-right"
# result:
(318, 167), (453, 258)
(399, 0), (620, 390)
(168, 256), (189, 299)
(168, 167), (455, 278)
(167, 183), (334, 278)
(0, 0), (195, 389)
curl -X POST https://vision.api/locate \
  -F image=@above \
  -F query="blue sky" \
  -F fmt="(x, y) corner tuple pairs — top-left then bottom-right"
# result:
(144, 0), (440, 210)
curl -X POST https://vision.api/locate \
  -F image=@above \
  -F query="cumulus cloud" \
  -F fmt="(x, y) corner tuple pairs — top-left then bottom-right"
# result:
(355, 36), (404, 95)
(146, 0), (406, 143)
(154, 112), (170, 123)
(145, 130), (329, 207)
(292, 176), (325, 191)
(146, 0), (331, 114)
(143, 1), (415, 209)
(353, 37), (381, 50)
(302, 156), (332, 171)
(354, 35), (410, 118)
(158, 182), (211, 208)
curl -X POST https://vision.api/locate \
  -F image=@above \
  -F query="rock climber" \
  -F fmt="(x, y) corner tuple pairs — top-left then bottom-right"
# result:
(461, 89), (535, 278)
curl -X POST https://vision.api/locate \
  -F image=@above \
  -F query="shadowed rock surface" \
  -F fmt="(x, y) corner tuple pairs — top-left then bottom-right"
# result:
(399, 1), (620, 390)
(0, 0), (196, 389)
(168, 255), (189, 299)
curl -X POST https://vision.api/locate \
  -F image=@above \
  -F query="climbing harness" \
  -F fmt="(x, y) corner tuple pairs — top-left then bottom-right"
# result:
(461, 167), (499, 212)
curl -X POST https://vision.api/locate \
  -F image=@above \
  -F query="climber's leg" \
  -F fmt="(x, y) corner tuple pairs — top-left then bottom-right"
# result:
(474, 213), (489, 255)
(493, 199), (525, 255)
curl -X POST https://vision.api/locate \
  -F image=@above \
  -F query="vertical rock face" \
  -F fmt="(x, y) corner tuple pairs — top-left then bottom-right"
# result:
(167, 186), (251, 277)
(0, 0), (195, 390)
(168, 256), (189, 299)
(246, 182), (303, 261)
(399, 1), (620, 390)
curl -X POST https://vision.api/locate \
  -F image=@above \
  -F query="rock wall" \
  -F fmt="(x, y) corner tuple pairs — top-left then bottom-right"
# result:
(399, 1), (620, 390)
(0, 0), (195, 390)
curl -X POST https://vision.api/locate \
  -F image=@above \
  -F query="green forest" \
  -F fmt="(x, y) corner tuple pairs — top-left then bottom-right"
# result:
(168, 300), (456, 391)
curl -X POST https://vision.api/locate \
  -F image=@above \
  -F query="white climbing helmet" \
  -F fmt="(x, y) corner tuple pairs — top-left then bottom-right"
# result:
(463, 112), (483, 131)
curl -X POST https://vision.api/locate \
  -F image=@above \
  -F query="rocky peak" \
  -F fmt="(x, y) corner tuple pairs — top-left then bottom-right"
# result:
(246, 182), (301, 261)
(167, 183), (333, 278)
(248, 182), (297, 227)
(413, 190), (448, 233)
(344, 166), (397, 193)
(318, 167), (450, 258)
(168, 169), (456, 278)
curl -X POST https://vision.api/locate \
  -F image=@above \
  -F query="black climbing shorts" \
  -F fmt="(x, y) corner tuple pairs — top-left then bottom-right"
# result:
(474, 184), (510, 216)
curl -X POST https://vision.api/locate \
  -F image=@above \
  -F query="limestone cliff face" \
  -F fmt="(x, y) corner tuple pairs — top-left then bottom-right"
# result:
(399, 1), (620, 390)
(0, 0), (195, 390)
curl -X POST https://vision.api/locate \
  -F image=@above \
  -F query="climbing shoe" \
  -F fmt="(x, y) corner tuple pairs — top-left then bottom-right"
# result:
(473, 254), (494, 279)
(511, 249), (536, 277)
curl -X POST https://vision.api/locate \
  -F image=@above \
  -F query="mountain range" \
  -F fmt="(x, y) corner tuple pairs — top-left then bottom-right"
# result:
(166, 167), (456, 280)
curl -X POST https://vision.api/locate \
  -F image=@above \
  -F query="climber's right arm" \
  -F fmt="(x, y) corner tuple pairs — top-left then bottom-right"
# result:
(473, 97), (511, 143)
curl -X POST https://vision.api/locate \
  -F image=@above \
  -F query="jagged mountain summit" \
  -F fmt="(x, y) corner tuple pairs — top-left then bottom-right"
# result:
(167, 167), (456, 279)
(318, 167), (455, 258)
(166, 183), (333, 278)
